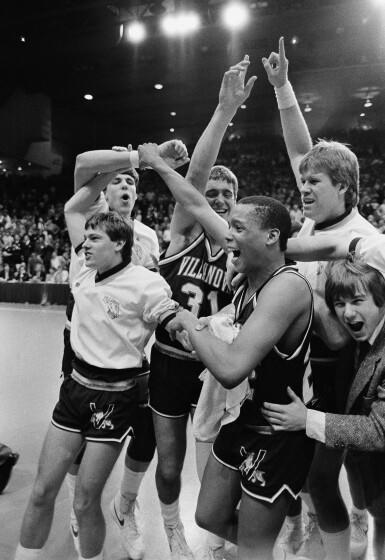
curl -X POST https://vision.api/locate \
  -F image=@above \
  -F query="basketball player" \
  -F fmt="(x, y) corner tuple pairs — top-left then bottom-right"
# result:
(64, 139), (188, 559)
(14, 202), (180, 560)
(143, 58), (256, 560)
(162, 194), (314, 560)
(262, 255), (385, 560)
(262, 37), (378, 559)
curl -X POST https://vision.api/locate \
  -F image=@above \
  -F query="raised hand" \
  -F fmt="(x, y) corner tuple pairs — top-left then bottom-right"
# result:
(262, 36), (288, 89)
(219, 55), (257, 114)
(138, 142), (162, 168)
(158, 139), (189, 169)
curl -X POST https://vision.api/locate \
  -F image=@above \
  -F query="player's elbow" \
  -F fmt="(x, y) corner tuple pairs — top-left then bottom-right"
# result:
(75, 152), (93, 170)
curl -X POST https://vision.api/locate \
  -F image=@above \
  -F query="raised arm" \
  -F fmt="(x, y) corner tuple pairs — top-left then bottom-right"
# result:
(262, 37), (312, 188)
(74, 140), (189, 192)
(65, 172), (116, 248)
(139, 143), (229, 250)
(170, 57), (257, 239)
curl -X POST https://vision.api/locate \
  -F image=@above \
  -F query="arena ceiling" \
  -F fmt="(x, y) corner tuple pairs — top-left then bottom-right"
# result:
(2, 0), (385, 162)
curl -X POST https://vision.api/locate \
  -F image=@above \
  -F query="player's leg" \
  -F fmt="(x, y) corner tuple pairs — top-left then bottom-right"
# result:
(74, 440), (123, 559)
(149, 346), (202, 558)
(111, 398), (155, 560)
(344, 452), (369, 558)
(300, 443), (349, 560)
(238, 490), (291, 560)
(15, 424), (83, 559)
(195, 453), (241, 544)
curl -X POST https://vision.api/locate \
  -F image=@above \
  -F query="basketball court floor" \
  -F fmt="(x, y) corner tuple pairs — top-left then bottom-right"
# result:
(0, 303), (375, 559)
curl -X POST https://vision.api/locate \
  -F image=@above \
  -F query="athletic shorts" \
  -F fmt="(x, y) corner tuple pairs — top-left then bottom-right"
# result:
(213, 410), (314, 503)
(149, 344), (204, 417)
(52, 377), (138, 443)
(61, 326), (75, 378)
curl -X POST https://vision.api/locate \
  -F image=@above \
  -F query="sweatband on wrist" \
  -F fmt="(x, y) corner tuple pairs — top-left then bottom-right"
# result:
(274, 81), (297, 110)
(130, 150), (139, 168)
(160, 312), (177, 330)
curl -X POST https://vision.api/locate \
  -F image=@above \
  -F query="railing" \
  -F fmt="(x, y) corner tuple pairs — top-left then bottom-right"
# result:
(0, 282), (70, 305)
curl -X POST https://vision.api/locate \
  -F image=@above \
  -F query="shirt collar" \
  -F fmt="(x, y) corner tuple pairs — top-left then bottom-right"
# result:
(95, 261), (130, 283)
(369, 315), (385, 346)
(314, 208), (354, 231)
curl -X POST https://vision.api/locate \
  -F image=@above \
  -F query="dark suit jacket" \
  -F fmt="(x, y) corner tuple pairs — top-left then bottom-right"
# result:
(324, 320), (385, 507)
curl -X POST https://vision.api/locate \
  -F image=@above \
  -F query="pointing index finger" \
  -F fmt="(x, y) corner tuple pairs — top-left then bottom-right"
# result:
(279, 36), (286, 62)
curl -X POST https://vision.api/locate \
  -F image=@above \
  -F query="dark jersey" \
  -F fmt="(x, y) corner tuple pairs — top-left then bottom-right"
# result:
(233, 265), (313, 428)
(156, 233), (232, 355)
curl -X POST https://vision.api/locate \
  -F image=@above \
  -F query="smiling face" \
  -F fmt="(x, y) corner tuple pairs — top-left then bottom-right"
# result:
(204, 179), (236, 223)
(226, 204), (269, 274)
(83, 226), (123, 273)
(105, 173), (137, 217)
(299, 169), (347, 223)
(333, 292), (384, 342)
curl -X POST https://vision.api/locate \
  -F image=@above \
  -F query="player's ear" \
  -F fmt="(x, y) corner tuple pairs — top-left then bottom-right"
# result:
(114, 239), (125, 253)
(266, 228), (280, 245)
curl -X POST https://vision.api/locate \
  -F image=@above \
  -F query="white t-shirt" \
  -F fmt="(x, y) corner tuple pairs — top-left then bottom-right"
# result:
(70, 257), (176, 371)
(356, 234), (385, 279)
(297, 209), (378, 291)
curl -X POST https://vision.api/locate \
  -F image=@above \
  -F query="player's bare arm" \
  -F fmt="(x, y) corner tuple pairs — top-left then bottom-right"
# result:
(262, 37), (312, 187)
(286, 234), (351, 261)
(168, 273), (311, 388)
(139, 143), (229, 250)
(74, 140), (188, 192)
(169, 57), (257, 245)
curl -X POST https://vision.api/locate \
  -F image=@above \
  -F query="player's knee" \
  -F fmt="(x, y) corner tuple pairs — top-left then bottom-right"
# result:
(30, 479), (57, 508)
(157, 458), (182, 483)
(73, 486), (101, 519)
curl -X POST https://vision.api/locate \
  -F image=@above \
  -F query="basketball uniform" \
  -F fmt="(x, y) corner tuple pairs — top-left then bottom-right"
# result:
(149, 233), (232, 417)
(213, 265), (315, 502)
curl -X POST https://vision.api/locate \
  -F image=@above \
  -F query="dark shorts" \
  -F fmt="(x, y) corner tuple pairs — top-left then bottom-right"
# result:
(61, 326), (75, 378)
(213, 411), (314, 503)
(127, 370), (156, 462)
(149, 344), (204, 417)
(52, 377), (139, 443)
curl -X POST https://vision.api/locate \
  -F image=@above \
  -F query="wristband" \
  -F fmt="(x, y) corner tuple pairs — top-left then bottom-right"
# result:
(130, 150), (139, 169)
(274, 81), (297, 110)
(160, 312), (177, 330)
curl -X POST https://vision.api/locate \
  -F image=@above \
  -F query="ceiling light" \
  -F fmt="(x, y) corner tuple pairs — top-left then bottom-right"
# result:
(228, 122), (234, 127)
(84, 94), (93, 101)
(291, 36), (299, 45)
(170, 111), (176, 116)
(304, 104), (312, 113)
(154, 83), (163, 90)
(360, 112), (366, 117)
(161, 11), (200, 37)
(170, 128), (175, 132)
(221, 2), (250, 30)
(17, 167), (22, 171)
(126, 21), (146, 43)
(20, 36), (26, 43)
(364, 98), (373, 108)
(241, 104), (246, 109)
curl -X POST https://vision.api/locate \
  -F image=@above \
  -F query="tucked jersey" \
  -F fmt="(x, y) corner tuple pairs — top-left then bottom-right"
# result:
(71, 255), (176, 378)
(297, 209), (378, 365)
(156, 233), (232, 355)
(233, 266), (313, 428)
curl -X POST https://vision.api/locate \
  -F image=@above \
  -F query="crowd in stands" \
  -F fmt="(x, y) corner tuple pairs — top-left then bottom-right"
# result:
(1, 130), (385, 284)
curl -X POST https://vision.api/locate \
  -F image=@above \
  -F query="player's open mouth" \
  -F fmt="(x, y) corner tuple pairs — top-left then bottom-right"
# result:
(302, 199), (314, 206)
(121, 194), (130, 201)
(347, 321), (364, 333)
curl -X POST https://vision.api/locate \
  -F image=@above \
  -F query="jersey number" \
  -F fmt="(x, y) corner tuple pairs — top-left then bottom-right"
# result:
(181, 283), (218, 316)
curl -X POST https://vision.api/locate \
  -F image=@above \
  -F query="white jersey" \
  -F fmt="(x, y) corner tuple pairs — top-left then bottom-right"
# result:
(70, 256), (176, 373)
(297, 209), (378, 291)
(356, 234), (385, 279)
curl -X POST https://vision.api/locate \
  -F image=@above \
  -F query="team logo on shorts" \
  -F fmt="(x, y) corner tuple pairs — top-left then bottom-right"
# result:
(90, 403), (115, 430)
(102, 296), (120, 319)
(239, 447), (267, 487)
